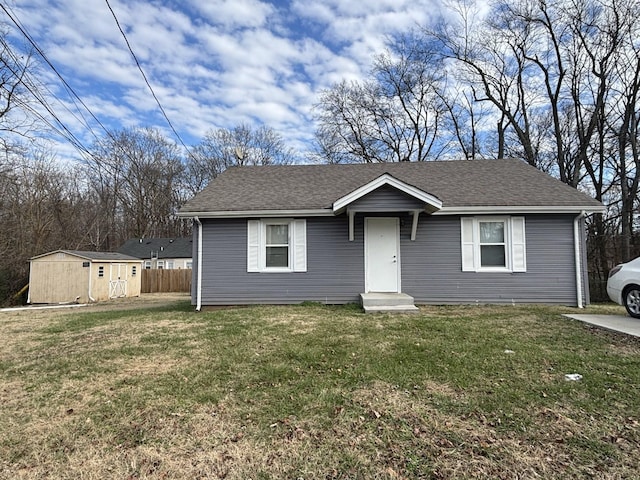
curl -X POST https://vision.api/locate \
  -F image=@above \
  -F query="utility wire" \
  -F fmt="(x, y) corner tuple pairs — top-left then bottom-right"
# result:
(2, 2), (192, 163)
(0, 36), (95, 156)
(104, 0), (192, 155)
(0, 3), (114, 149)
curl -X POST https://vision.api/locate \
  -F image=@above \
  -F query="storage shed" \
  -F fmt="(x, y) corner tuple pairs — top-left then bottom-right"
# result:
(28, 250), (143, 304)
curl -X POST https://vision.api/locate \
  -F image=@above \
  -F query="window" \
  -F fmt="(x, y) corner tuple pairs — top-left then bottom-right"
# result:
(265, 224), (289, 267)
(167, 261), (175, 270)
(145, 261), (151, 270)
(479, 221), (506, 267)
(186, 261), (193, 269)
(132, 266), (137, 276)
(157, 260), (164, 269)
(98, 266), (104, 277)
(461, 217), (526, 272)
(247, 219), (306, 272)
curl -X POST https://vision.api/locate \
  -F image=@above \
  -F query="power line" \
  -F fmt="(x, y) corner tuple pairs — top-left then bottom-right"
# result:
(103, 0), (192, 155)
(2, 1), (193, 162)
(0, 34), (95, 157)
(0, 3), (114, 153)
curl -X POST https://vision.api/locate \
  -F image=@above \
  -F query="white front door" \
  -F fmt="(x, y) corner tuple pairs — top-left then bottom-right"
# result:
(365, 217), (400, 293)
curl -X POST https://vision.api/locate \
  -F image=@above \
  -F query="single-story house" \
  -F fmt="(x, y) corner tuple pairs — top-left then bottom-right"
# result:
(116, 238), (193, 270)
(28, 250), (143, 304)
(177, 159), (605, 312)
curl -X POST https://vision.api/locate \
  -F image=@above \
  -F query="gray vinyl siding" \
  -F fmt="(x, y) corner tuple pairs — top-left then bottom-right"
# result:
(196, 213), (582, 306)
(198, 216), (364, 305)
(190, 220), (199, 301)
(349, 185), (426, 211)
(402, 214), (579, 305)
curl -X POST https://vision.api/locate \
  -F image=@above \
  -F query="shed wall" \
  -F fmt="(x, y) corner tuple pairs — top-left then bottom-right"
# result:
(89, 262), (142, 301)
(29, 255), (90, 303)
(29, 252), (142, 303)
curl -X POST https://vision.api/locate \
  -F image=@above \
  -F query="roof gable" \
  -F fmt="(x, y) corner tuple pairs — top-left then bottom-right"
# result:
(30, 250), (141, 262)
(332, 173), (442, 213)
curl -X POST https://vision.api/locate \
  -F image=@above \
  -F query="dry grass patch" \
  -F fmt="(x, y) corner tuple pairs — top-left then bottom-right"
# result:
(1, 301), (639, 479)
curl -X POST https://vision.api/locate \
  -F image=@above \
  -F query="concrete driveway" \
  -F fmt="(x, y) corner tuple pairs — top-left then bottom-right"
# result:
(564, 313), (640, 338)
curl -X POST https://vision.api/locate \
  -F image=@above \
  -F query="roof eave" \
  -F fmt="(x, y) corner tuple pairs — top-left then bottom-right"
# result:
(177, 208), (334, 219)
(434, 205), (607, 215)
(29, 250), (143, 262)
(178, 204), (606, 219)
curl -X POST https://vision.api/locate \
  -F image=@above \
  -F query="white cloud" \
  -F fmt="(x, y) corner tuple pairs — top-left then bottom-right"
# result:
(187, 0), (276, 28)
(7, 0), (443, 161)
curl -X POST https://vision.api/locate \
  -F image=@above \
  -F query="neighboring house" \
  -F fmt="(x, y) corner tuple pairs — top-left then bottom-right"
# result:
(28, 250), (143, 304)
(117, 238), (193, 270)
(178, 159), (605, 312)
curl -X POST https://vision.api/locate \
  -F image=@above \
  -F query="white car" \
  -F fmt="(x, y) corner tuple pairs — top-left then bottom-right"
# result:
(607, 257), (640, 318)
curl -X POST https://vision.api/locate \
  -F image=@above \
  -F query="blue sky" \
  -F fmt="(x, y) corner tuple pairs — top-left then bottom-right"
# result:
(6, 0), (445, 159)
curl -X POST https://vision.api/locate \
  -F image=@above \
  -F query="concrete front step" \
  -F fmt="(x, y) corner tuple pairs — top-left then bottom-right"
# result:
(360, 293), (419, 314)
(363, 304), (420, 314)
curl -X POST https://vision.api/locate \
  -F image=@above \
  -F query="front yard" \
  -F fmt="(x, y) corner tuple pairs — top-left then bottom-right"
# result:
(1, 301), (638, 479)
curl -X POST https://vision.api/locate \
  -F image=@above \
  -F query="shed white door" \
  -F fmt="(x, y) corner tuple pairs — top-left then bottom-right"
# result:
(109, 263), (128, 298)
(365, 217), (400, 293)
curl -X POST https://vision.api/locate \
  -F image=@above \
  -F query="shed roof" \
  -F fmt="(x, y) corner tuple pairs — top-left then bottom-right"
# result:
(116, 238), (193, 259)
(179, 159), (604, 216)
(30, 250), (142, 262)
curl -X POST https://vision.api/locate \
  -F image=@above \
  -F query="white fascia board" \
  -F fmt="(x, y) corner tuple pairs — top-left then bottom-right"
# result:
(177, 209), (333, 219)
(332, 173), (443, 213)
(434, 205), (607, 215)
(29, 249), (65, 261)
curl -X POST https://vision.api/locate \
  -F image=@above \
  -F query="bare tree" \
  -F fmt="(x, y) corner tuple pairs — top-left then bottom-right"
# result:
(184, 123), (295, 195)
(427, 0), (640, 295)
(0, 147), (91, 304)
(85, 128), (186, 246)
(607, 21), (640, 262)
(314, 34), (449, 163)
(311, 0), (640, 291)
(0, 27), (40, 161)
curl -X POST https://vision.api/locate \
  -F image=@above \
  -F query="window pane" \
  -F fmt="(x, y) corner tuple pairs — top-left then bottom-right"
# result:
(266, 246), (288, 267)
(481, 245), (506, 267)
(480, 222), (504, 243)
(266, 224), (288, 244)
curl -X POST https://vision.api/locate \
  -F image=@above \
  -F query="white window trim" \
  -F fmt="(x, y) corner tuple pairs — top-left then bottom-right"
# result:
(461, 216), (526, 273)
(247, 218), (307, 273)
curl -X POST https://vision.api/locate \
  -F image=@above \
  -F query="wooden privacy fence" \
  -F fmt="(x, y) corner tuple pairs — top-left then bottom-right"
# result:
(141, 269), (192, 293)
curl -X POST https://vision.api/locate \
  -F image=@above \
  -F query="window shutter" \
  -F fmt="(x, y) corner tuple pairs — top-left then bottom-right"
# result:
(511, 217), (526, 272)
(292, 219), (307, 272)
(460, 217), (476, 271)
(247, 220), (260, 272)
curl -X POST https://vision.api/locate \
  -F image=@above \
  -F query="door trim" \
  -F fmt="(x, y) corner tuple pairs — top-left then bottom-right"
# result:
(109, 263), (128, 299)
(364, 217), (401, 293)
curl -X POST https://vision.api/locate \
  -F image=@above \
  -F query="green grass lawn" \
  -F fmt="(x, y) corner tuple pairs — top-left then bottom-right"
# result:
(1, 301), (638, 479)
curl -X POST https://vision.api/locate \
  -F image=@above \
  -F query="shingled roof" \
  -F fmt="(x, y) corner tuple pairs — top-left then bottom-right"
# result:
(117, 238), (193, 259)
(179, 159), (604, 216)
(30, 250), (141, 262)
